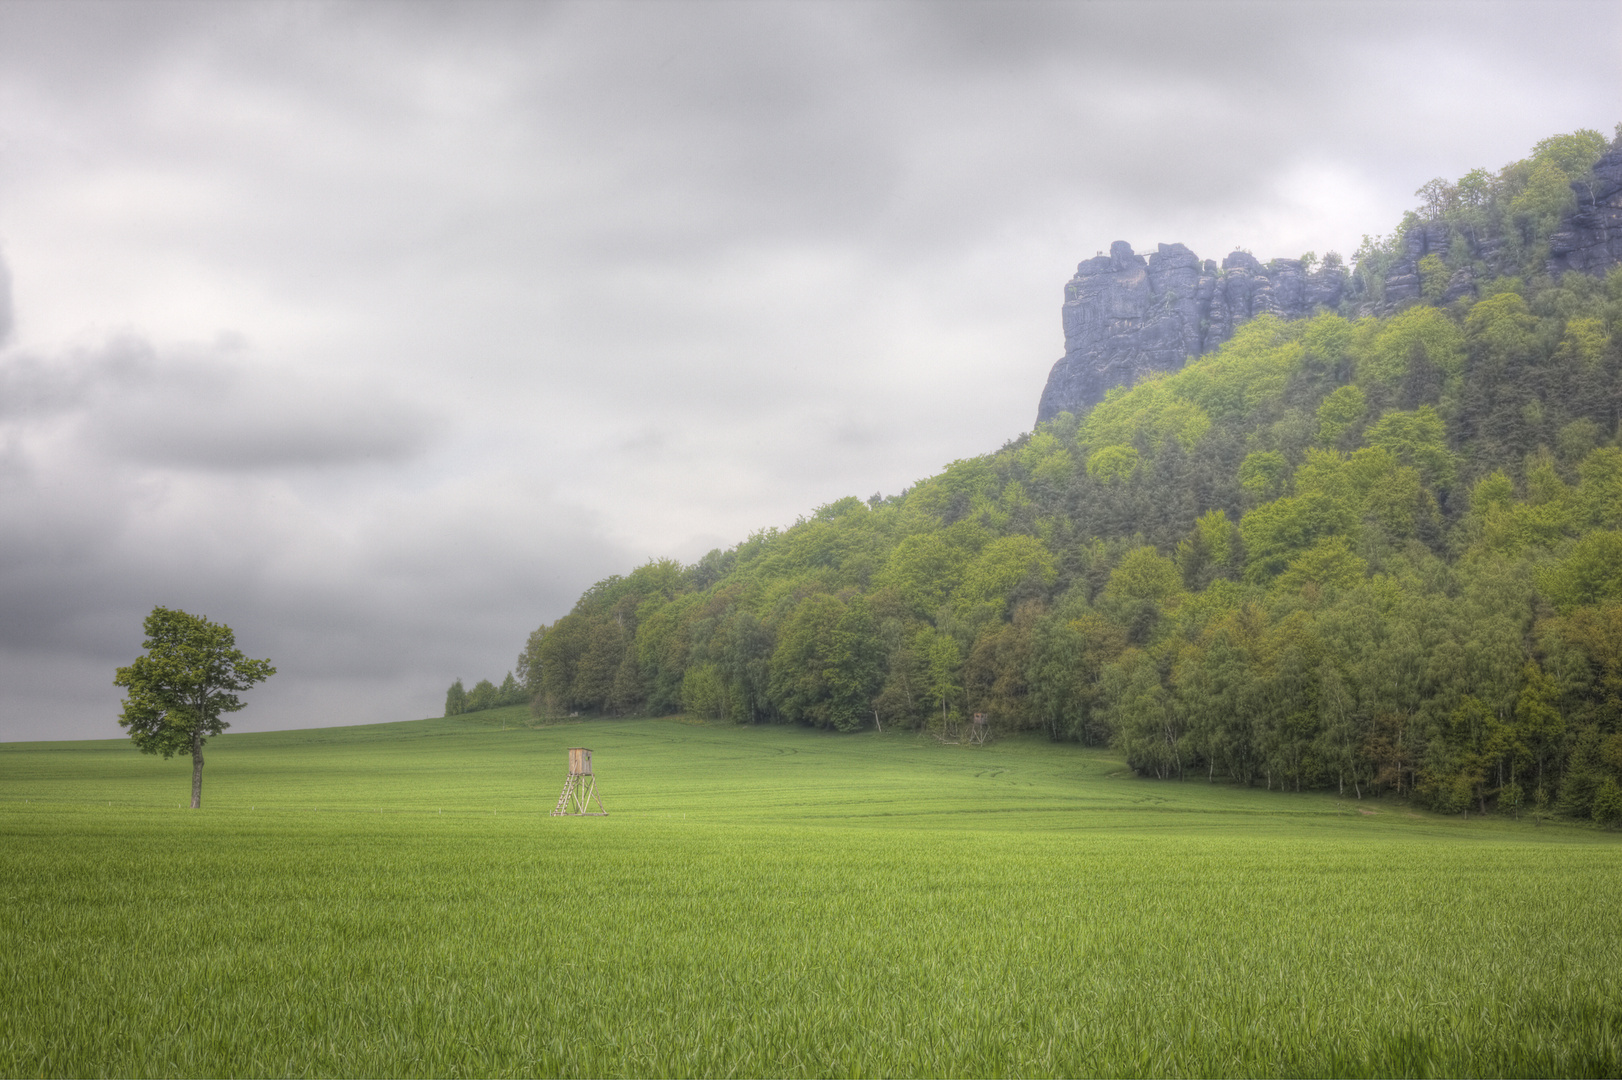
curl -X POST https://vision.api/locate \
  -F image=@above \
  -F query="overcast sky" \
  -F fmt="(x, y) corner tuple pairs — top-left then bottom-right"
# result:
(1, 1), (1617, 742)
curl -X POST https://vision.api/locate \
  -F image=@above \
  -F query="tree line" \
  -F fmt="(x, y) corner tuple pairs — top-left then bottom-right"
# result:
(506, 129), (1622, 824)
(443, 672), (526, 716)
(1348, 127), (1614, 306)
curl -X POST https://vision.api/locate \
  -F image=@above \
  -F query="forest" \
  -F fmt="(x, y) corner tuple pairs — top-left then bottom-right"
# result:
(488, 127), (1622, 822)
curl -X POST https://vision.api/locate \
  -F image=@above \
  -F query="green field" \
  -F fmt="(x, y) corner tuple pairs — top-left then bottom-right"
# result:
(3, 709), (1619, 1078)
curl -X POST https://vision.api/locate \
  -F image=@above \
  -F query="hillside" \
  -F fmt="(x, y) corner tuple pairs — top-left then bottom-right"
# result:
(499, 127), (1622, 822)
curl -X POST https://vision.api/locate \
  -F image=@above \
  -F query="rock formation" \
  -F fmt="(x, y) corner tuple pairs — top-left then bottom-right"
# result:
(1379, 141), (1622, 300)
(1035, 242), (1345, 424)
(1548, 140), (1622, 277)
(1037, 139), (1622, 428)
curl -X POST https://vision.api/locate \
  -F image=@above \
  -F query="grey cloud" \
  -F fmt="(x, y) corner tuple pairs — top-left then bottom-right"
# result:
(7, 3), (1605, 300)
(96, 382), (434, 471)
(0, 438), (632, 738)
(0, 1), (1617, 744)
(0, 336), (170, 421)
(0, 336), (434, 470)
(0, 253), (11, 348)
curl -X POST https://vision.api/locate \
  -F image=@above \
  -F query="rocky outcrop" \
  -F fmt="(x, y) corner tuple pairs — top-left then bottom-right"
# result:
(1035, 242), (1345, 424)
(1380, 223), (1451, 307)
(1037, 140), (1622, 428)
(1548, 140), (1622, 277)
(1370, 220), (1504, 310)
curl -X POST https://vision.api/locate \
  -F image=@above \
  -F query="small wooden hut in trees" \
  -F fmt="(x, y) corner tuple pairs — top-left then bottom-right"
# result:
(968, 712), (989, 745)
(551, 747), (607, 816)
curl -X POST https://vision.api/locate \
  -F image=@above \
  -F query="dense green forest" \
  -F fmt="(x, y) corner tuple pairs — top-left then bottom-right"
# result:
(489, 128), (1622, 822)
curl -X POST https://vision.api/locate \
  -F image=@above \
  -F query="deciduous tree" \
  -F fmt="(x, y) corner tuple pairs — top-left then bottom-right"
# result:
(114, 607), (275, 809)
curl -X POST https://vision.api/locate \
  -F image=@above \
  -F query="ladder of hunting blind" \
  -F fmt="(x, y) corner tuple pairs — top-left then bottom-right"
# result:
(551, 773), (577, 816)
(551, 771), (607, 817)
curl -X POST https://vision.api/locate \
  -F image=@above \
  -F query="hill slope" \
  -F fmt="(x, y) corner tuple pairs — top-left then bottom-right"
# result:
(506, 128), (1622, 823)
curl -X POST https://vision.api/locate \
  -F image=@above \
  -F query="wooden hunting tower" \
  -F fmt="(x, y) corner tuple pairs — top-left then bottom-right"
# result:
(551, 747), (607, 816)
(968, 712), (989, 745)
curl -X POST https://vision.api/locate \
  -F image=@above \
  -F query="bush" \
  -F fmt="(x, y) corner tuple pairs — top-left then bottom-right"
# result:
(1592, 778), (1622, 827)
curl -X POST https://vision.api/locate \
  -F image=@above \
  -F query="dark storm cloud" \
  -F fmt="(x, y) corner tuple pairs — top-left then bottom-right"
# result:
(0, 1), (1617, 740)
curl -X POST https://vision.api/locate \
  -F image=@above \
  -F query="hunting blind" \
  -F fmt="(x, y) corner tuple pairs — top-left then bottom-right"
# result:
(937, 711), (991, 746)
(552, 747), (607, 816)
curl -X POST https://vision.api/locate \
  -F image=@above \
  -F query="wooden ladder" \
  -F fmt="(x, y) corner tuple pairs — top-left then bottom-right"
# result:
(551, 774), (576, 816)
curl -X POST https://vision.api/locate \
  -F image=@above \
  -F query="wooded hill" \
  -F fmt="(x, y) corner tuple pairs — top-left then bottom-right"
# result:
(506, 127), (1622, 822)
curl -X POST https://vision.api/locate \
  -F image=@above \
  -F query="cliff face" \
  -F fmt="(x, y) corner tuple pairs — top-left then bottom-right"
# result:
(1549, 140), (1622, 276)
(1376, 141), (1622, 300)
(1038, 140), (1622, 427)
(1035, 241), (1344, 424)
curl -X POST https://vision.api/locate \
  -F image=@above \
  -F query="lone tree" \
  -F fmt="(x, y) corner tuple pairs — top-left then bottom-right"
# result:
(114, 606), (275, 809)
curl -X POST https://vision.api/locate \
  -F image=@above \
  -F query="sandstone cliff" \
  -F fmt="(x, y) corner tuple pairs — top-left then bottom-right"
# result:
(1370, 140), (1622, 305)
(1548, 140), (1622, 276)
(1037, 139), (1622, 427)
(1034, 242), (1344, 424)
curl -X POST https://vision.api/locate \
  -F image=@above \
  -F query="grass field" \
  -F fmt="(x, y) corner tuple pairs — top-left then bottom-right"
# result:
(3, 707), (1620, 1078)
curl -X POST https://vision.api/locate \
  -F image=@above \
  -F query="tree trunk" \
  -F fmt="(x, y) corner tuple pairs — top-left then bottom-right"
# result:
(191, 729), (204, 809)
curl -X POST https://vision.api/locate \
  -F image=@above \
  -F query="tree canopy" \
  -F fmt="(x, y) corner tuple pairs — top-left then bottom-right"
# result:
(115, 606), (275, 808)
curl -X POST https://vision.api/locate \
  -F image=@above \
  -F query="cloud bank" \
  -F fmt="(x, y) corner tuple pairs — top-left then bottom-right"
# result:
(0, 0), (1617, 739)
